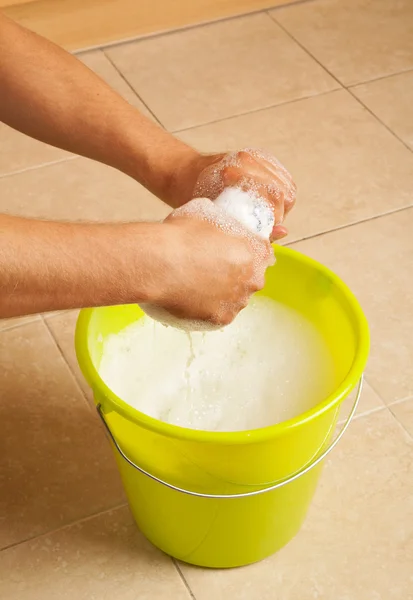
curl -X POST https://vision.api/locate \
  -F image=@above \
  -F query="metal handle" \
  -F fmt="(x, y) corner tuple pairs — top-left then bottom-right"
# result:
(97, 376), (363, 499)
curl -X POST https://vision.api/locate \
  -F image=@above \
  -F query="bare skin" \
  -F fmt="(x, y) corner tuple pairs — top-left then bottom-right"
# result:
(0, 13), (296, 324)
(0, 214), (272, 321)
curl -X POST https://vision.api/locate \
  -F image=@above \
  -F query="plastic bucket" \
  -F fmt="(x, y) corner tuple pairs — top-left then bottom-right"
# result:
(75, 246), (369, 568)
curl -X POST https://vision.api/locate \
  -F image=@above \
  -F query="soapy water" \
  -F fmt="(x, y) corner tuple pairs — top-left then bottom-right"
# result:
(99, 296), (336, 432)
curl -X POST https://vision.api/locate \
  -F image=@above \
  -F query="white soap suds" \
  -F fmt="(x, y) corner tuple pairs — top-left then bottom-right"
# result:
(214, 187), (274, 239)
(99, 297), (336, 432)
(140, 196), (274, 331)
(193, 148), (296, 209)
(139, 146), (296, 332)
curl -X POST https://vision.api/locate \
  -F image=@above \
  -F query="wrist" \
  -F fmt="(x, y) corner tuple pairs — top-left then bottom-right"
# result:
(110, 109), (201, 207)
(122, 221), (179, 307)
(164, 148), (204, 208)
(165, 151), (226, 208)
(143, 221), (189, 307)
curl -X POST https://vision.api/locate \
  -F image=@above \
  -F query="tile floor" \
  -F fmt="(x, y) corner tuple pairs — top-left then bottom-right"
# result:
(1, 0), (413, 598)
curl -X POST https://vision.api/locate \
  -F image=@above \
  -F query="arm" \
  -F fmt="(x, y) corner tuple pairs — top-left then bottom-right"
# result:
(0, 214), (167, 317)
(0, 214), (271, 322)
(0, 14), (295, 322)
(0, 13), (201, 208)
(0, 13), (295, 226)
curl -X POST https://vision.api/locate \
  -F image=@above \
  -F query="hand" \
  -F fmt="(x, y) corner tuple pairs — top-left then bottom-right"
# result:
(154, 200), (273, 327)
(168, 149), (296, 242)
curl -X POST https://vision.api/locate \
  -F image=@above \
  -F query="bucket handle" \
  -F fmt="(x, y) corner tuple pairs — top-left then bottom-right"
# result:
(97, 377), (363, 499)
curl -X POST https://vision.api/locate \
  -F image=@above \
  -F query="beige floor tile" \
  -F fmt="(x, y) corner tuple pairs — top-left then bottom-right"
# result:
(390, 398), (413, 439)
(0, 125), (71, 178)
(352, 70), (413, 150)
(291, 208), (413, 404)
(339, 379), (384, 423)
(45, 311), (93, 403)
(179, 89), (413, 241)
(107, 13), (338, 131)
(0, 506), (189, 600)
(273, 0), (413, 86)
(0, 320), (125, 549)
(4, 0), (298, 51)
(0, 315), (40, 333)
(180, 409), (413, 599)
(78, 50), (156, 120)
(356, 380), (385, 415)
(0, 49), (156, 178)
(0, 156), (170, 222)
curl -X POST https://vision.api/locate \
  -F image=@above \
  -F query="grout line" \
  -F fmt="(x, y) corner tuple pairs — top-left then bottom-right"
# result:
(72, 0), (318, 55)
(173, 88), (341, 134)
(270, 7), (413, 92)
(0, 502), (128, 554)
(102, 51), (166, 128)
(268, 10), (344, 85)
(268, 11), (413, 156)
(387, 395), (413, 408)
(0, 155), (78, 181)
(72, 11), (266, 54)
(173, 560), (197, 600)
(353, 405), (386, 420)
(346, 86), (413, 155)
(348, 66), (413, 89)
(387, 405), (413, 441)
(362, 379), (383, 401)
(0, 315), (40, 334)
(0, 314), (63, 335)
(285, 203), (413, 247)
(42, 315), (94, 412)
(338, 404), (386, 426)
(271, 0), (318, 9)
(42, 310), (65, 320)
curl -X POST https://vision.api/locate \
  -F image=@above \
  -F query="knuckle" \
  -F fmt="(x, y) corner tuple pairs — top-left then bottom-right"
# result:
(224, 314), (235, 326)
(252, 278), (265, 292)
(214, 310), (235, 326)
(239, 297), (249, 309)
(257, 277), (266, 290)
(237, 150), (253, 163)
(208, 314), (223, 327)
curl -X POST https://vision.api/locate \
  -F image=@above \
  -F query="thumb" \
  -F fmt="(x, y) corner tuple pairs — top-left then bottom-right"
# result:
(271, 225), (288, 242)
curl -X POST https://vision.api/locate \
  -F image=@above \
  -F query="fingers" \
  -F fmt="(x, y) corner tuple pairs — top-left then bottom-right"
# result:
(193, 149), (296, 235)
(271, 224), (288, 242)
(221, 151), (296, 227)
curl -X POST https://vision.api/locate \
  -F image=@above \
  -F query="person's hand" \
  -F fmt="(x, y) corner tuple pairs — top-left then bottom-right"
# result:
(152, 200), (273, 327)
(168, 149), (296, 242)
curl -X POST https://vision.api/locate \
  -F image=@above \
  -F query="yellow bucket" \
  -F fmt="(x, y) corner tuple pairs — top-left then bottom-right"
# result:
(75, 246), (369, 568)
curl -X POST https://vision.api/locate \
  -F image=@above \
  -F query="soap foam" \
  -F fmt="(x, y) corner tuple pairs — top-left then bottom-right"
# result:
(214, 187), (275, 239)
(141, 197), (274, 332)
(99, 296), (336, 432)
(193, 148), (297, 214)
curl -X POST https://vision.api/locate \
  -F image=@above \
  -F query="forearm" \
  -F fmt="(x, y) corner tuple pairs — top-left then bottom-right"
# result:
(0, 214), (168, 318)
(0, 13), (200, 206)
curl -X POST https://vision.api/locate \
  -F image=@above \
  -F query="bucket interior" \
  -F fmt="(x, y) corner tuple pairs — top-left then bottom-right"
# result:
(80, 247), (365, 402)
(75, 246), (369, 491)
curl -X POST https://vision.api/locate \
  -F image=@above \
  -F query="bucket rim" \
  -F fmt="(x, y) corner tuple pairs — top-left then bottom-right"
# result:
(75, 245), (370, 445)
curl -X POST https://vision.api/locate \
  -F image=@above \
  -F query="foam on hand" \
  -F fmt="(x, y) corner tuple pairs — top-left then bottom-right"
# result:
(214, 187), (274, 239)
(140, 188), (274, 331)
(193, 148), (296, 208)
(99, 296), (336, 432)
(140, 147), (296, 331)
